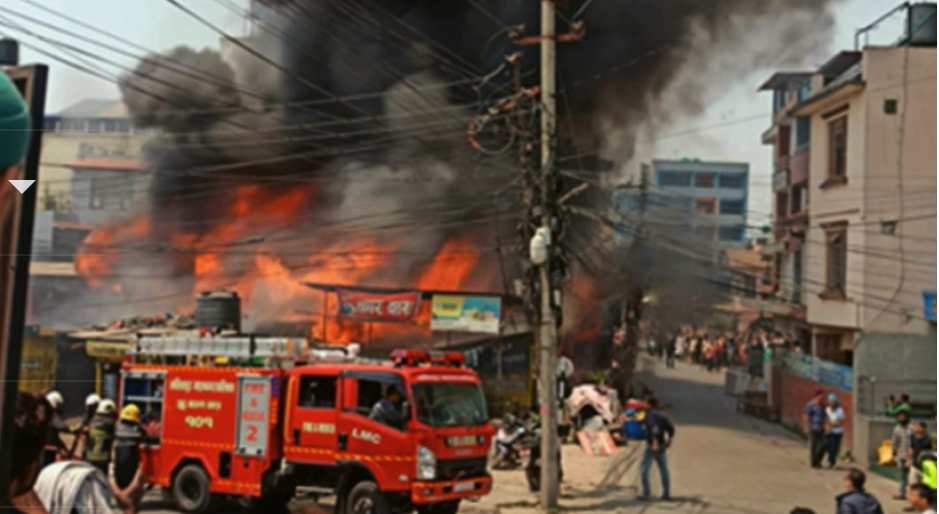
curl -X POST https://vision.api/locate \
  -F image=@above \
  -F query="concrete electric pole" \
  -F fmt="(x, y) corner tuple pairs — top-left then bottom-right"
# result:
(538, 0), (559, 509)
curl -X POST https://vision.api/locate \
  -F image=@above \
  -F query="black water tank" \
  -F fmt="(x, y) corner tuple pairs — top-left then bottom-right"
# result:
(908, 3), (937, 46)
(196, 290), (241, 331)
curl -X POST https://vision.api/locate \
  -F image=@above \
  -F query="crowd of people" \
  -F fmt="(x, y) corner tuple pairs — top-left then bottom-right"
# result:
(4, 390), (148, 514)
(647, 328), (794, 375)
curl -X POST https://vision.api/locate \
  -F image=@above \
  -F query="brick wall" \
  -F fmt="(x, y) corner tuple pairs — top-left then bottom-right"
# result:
(774, 368), (854, 451)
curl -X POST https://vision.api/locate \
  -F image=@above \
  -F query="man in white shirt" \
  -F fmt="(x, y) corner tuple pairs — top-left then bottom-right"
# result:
(825, 393), (846, 469)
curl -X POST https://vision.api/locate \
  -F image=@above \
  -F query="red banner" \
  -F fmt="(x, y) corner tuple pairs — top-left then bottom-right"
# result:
(336, 290), (421, 322)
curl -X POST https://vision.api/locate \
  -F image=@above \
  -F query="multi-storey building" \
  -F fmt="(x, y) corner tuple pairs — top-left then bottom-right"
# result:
(650, 159), (749, 252)
(758, 72), (813, 348)
(759, 2), (936, 470)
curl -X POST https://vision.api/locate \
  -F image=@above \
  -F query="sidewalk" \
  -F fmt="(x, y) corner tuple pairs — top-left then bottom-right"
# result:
(464, 355), (901, 514)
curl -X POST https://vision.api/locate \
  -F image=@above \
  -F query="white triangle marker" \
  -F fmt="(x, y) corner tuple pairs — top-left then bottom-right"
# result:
(8, 180), (35, 194)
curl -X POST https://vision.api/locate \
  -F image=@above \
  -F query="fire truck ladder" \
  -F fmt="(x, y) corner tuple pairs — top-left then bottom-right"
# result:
(131, 335), (308, 366)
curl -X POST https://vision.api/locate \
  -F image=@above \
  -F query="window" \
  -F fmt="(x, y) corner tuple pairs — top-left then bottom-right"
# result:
(793, 249), (803, 304)
(824, 223), (847, 298)
(355, 376), (407, 431)
(797, 83), (811, 102)
(122, 372), (164, 441)
(89, 177), (104, 209)
(776, 191), (788, 219)
(695, 225), (715, 242)
(790, 185), (804, 214)
(695, 173), (715, 188)
(695, 197), (716, 215)
(719, 199), (745, 215)
(355, 379), (386, 416)
(777, 125), (791, 157)
(718, 173), (746, 189)
(298, 376), (337, 408)
(827, 116), (847, 180)
(795, 117), (810, 148)
(719, 225), (745, 242)
(657, 170), (692, 187)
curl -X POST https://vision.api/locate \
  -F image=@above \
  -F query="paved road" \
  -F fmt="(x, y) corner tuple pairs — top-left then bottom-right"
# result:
(141, 355), (901, 514)
(466, 355), (901, 514)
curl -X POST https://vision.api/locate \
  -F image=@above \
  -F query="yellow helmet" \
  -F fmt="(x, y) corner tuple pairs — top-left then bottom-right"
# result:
(120, 404), (140, 423)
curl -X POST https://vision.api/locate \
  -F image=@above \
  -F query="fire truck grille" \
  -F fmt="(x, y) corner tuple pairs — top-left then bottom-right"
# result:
(436, 458), (488, 480)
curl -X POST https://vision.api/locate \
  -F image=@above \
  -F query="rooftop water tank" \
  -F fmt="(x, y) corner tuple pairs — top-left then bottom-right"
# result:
(196, 290), (241, 332)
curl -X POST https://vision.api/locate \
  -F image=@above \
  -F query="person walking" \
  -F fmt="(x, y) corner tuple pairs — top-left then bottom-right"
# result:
(803, 389), (827, 468)
(894, 411), (915, 501)
(836, 469), (884, 514)
(638, 397), (674, 501)
(826, 393), (846, 469)
(664, 335), (676, 369)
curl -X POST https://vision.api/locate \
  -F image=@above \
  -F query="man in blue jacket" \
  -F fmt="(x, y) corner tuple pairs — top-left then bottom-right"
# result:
(639, 397), (675, 501)
(836, 468), (884, 514)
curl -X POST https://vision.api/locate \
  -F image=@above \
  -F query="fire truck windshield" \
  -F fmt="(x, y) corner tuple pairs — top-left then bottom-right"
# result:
(412, 382), (488, 427)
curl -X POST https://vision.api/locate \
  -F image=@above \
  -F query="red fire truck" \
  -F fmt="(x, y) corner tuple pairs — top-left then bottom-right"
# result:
(120, 336), (494, 514)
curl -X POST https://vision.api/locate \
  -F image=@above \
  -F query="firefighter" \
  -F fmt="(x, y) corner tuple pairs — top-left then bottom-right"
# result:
(41, 390), (69, 467)
(110, 404), (145, 513)
(67, 393), (101, 458)
(370, 385), (406, 430)
(83, 399), (117, 474)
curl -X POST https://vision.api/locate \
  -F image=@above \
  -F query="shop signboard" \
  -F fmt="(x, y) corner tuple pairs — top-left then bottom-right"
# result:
(86, 340), (131, 362)
(336, 290), (421, 322)
(431, 295), (501, 334)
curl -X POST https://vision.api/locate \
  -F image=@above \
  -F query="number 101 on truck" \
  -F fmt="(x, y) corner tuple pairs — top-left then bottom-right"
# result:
(120, 336), (494, 514)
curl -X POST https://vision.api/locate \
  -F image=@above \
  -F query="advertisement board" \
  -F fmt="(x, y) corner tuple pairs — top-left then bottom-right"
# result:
(336, 290), (421, 322)
(431, 295), (501, 334)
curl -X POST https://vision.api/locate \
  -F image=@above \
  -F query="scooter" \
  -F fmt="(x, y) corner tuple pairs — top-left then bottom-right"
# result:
(490, 415), (530, 469)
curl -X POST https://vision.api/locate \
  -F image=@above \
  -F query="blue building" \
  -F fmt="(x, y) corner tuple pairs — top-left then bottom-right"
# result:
(650, 159), (749, 248)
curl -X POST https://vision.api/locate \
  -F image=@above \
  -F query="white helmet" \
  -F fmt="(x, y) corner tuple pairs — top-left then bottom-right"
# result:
(85, 393), (101, 408)
(45, 391), (64, 410)
(96, 399), (116, 416)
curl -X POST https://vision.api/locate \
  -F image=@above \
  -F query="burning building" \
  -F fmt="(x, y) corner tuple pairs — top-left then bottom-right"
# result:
(69, 1), (841, 354)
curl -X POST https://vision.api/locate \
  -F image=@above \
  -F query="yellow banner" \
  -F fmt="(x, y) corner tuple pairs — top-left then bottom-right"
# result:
(86, 341), (130, 362)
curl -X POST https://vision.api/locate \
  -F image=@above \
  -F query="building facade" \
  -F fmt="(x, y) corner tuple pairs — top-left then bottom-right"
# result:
(650, 159), (750, 251)
(39, 98), (149, 212)
(758, 72), (814, 348)
(791, 44), (937, 364)
(760, 2), (937, 469)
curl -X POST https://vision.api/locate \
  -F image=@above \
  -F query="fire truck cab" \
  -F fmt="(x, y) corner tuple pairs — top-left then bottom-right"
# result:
(120, 337), (494, 514)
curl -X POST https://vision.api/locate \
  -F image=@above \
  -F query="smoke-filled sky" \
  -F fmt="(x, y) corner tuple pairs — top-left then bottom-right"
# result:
(16, 0), (906, 222)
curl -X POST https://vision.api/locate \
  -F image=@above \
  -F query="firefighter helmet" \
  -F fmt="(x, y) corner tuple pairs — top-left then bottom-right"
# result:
(45, 391), (64, 410)
(85, 393), (101, 408)
(120, 404), (140, 423)
(97, 399), (116, 415)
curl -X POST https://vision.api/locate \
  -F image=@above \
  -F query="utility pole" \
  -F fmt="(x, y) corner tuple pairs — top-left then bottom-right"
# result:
(538, 0), (559, 509)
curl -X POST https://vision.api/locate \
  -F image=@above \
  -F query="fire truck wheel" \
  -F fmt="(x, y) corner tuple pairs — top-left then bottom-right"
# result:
(417, 500), (460, 514)
(172, 464), (214, 514)
(345, 481), (390, 514)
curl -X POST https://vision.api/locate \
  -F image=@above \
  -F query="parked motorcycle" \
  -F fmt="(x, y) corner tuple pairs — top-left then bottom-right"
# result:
(524, 418), (562, 493)
(490, 414), (530, 469)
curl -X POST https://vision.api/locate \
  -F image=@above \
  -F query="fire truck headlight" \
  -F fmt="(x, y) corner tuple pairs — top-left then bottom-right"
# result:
(416, 445), (436, 481)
